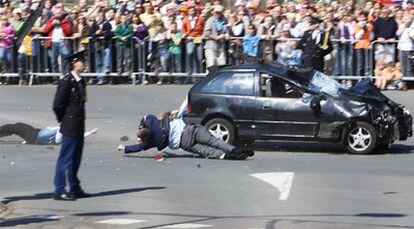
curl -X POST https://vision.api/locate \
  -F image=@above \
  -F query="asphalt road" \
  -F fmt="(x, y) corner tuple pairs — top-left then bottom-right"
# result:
(1, 85), (414, 229)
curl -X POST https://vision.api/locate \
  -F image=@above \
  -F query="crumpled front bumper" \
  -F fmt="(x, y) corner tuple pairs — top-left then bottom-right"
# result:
(395, 108), (413, 140)
(372, 104), (412, 142)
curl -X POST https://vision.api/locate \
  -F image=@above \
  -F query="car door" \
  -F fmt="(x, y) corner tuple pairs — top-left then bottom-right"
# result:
(254, 72), (320, 138)
(196, 70), (259, 137)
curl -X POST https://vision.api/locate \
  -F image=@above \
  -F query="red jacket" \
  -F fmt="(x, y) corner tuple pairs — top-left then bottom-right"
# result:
(181, 15), (205, 37)
(43, 16), (73, 48)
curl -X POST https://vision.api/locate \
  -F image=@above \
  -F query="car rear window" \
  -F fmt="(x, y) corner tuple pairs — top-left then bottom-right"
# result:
(200, 72), (255, 96)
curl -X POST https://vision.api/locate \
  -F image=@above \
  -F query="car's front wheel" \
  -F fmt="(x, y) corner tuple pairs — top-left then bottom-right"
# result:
(345, 121), (378, 154)
(205, 118), (236, 145)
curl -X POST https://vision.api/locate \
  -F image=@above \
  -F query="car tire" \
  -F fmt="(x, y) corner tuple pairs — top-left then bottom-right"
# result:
(205, 118), (236, 145)
(345, 121), (378, 154)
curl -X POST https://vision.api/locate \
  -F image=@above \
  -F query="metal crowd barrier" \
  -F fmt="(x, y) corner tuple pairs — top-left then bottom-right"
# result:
(0, 36), (413, 85)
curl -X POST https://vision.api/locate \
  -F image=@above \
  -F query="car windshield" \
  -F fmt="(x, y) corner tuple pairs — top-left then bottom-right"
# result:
(307, 71), (346, 97)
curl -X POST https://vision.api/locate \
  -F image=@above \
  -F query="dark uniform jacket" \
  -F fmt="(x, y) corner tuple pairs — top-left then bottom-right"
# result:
(53, 72), (87, 137)
(297, 29), (333, 71)
(124, 114), (170, 153)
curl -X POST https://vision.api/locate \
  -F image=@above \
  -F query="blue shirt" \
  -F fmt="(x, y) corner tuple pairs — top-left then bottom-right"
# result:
(242, 33), (259, 57)
(285, 50), (302, 66)
(168, 100), (188, 149)
(36, 127), (59, 144)
(168, 119), (186, 149)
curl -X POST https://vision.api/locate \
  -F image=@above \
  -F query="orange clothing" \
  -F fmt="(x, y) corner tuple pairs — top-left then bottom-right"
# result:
(181, 15), (205, 37)
(354, 23), (373, 49)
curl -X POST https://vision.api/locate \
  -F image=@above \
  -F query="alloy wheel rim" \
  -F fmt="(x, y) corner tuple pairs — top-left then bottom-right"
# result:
(208, 123), (230, 142)
(348, 127), (372, 152)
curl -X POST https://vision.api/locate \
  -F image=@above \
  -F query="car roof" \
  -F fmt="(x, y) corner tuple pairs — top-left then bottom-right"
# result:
(208, 61), (315, 89)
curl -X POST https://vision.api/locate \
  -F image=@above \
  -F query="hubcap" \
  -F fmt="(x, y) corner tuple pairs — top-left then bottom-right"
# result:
(208, 123), (230, 142)
(348, 127), (372, 152)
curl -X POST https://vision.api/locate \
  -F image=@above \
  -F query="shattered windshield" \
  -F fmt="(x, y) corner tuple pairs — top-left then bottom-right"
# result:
(307, 71), (345, 97)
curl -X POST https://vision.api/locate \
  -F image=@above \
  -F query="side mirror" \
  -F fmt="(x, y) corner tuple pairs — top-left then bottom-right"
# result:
(310, 95), (322, 117)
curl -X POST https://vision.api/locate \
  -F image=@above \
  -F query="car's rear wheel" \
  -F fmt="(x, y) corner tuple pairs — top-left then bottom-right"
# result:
(345, 121), (378, 154)
(205, 118), (236, 145)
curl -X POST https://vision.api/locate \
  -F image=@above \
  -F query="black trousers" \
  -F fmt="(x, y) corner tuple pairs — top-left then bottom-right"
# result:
(0, 122), (40, 144)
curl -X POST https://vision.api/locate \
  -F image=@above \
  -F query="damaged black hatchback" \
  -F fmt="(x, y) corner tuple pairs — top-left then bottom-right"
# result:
(184, 61), (413, 154)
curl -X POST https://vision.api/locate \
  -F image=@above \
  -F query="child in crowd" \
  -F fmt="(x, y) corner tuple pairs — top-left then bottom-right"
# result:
(374, 60), (387, 89)
(386, 62), (407, 90)
(375, 61), (407, 90)
(167, 21), (182, 84)
(151, 22), (169, 85)
(17, 33), (34, 85)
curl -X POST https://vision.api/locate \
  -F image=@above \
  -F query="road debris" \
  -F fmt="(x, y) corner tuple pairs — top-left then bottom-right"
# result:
(120, 136), (129, 141)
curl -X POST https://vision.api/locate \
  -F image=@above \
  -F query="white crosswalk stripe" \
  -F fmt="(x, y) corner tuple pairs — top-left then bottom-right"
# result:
(160, 223), (214, 228)
(95, 218), (147, 225)
(250, 172), (295, 200)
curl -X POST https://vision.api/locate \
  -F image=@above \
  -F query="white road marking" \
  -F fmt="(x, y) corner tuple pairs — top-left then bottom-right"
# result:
(34, 215), (63, 220)
(250, 172), (295, 200)
(95, 218), (147, 225)
(160, 223), (214, 228)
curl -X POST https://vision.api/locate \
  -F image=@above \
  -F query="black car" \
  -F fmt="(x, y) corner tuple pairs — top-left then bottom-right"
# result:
(183, 61), (413, 154)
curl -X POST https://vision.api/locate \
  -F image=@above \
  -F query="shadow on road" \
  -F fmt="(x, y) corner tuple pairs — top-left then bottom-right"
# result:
(387, 144), (414, 154)
(73, 211), (131, 217)
(354, 213), (407, 217)
(248, 141), (414, 155)
(124, 152), (200, 159)
(92, 187), (165, 198)
(0, 215), (60, 227)
(98, 211), (410, 229)
(2, 186), (166, 204)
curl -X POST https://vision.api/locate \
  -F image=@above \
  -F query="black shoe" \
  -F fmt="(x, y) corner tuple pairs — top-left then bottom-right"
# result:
(53, 192), (76, 201)
(224, 149), (249, 160)
(71, 189), (92, 198)
(241, 149), (254, 157)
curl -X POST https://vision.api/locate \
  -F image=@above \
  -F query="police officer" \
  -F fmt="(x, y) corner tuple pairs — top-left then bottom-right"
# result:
(52, 51), (90, 201)
(297, 17), (333, 72)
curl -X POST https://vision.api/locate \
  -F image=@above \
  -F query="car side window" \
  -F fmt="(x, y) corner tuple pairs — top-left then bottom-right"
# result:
(200, 72), (255, 96)
(260, 73), (303, 98)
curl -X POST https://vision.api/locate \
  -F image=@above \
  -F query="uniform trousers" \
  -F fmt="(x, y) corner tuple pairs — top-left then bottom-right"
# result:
(54, 135), (84, 195)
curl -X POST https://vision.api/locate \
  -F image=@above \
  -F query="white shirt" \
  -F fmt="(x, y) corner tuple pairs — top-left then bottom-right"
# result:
(110, 20), (117, 31)
(397, 22), (414, 51)
(168, 100), (188, 149)
(71, 71), (82, 82)
(312, 30), (321, 45)
(189, 16), (197, 30)
(52, 26), (64, 42)
(291, 21), (310, 38)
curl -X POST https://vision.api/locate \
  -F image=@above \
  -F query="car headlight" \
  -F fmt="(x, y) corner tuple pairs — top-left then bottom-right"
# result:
(403, 107), (411, 115)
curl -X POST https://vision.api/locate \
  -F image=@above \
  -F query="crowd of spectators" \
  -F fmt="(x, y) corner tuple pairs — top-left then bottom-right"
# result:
(0, 0), (413, 88)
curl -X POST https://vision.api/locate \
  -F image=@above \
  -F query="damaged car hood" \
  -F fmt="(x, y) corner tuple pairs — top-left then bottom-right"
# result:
(339, 79), (390, 103)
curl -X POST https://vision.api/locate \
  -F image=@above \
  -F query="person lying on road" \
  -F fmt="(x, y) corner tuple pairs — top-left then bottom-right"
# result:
(118, 101), (254, 160)
(0, 122), (98, 145)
